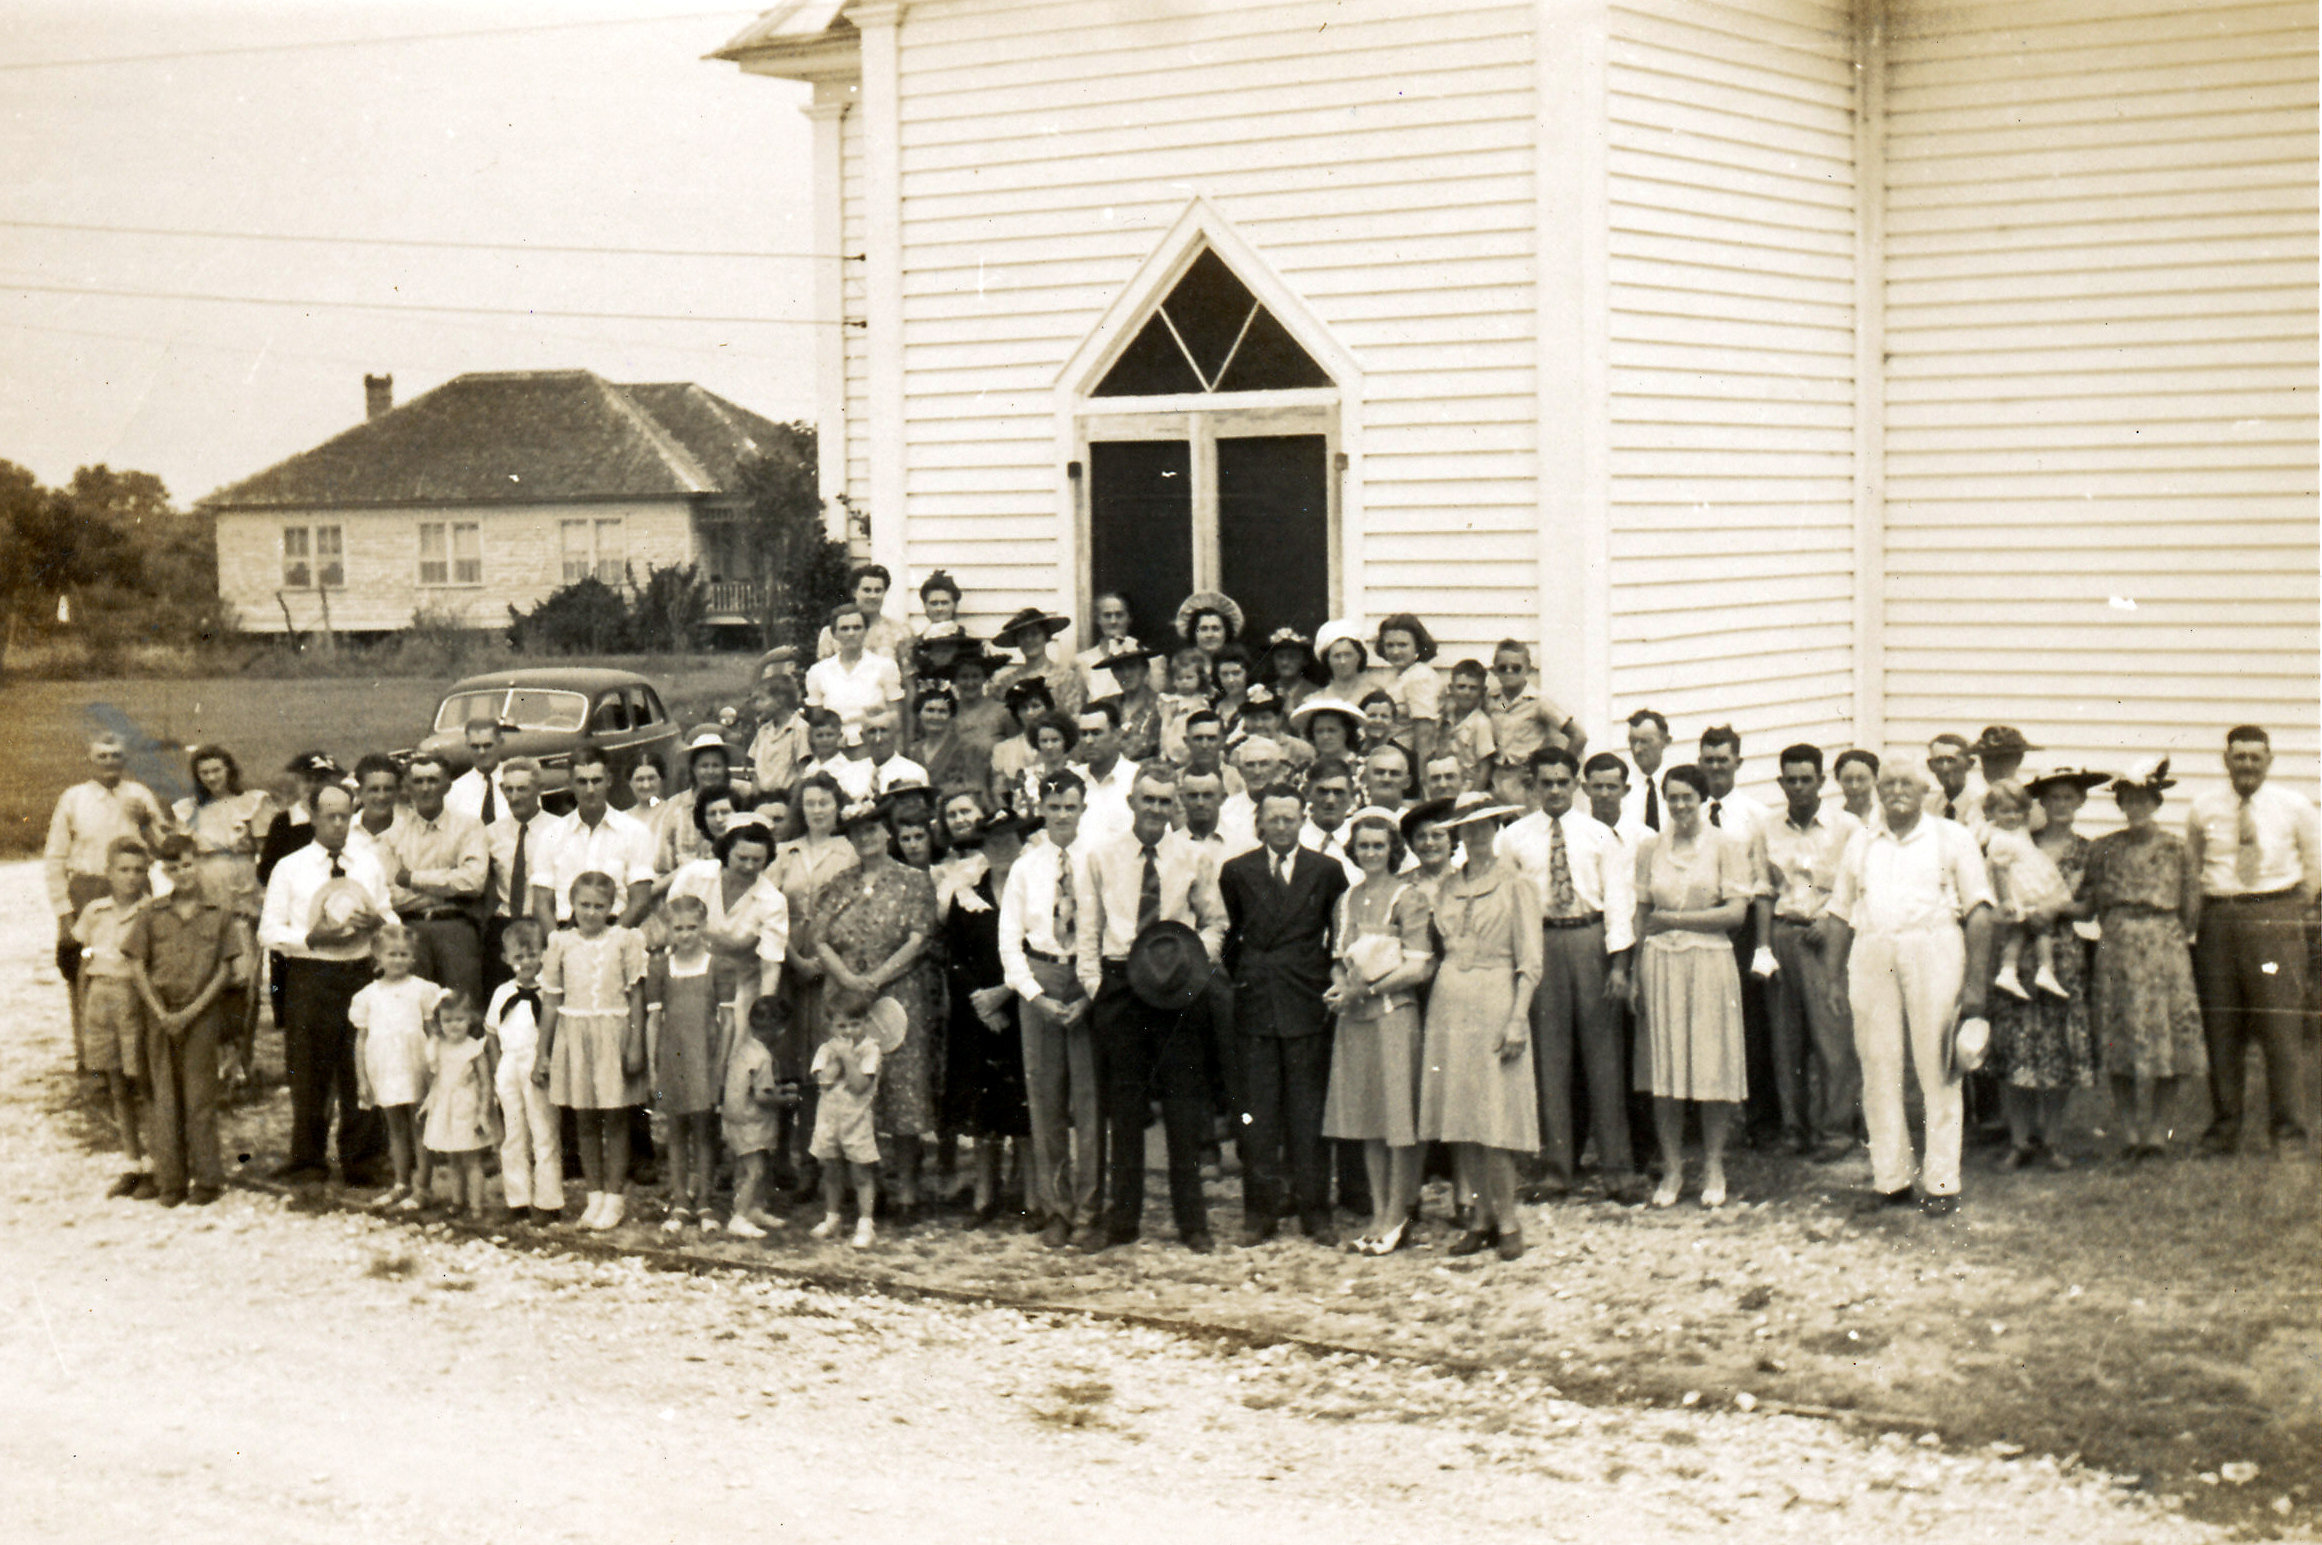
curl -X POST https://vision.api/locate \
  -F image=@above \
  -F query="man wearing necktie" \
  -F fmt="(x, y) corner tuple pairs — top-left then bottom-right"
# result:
(2185, 725), (2320, 1153)
(1698, 726), (1781, 1148)
(1000, 772), (1100, 1248)
(256, 784), (396, 1184)
(482, 759), (553, 995)
(445, 717), (507, 826)
(1623, 709), (1671, 834)
(1219, 783), (1351, 1244)
(1076, 765), (1229, 1252)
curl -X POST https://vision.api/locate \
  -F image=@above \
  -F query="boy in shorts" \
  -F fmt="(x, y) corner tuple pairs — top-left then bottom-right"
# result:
(76, 836), (153, 1198)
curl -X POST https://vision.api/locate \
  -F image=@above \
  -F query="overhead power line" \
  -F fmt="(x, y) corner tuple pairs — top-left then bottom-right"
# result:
(0, 217), (855, 263)
(4, 279), (851, 328)
(0, 11), (756, 72)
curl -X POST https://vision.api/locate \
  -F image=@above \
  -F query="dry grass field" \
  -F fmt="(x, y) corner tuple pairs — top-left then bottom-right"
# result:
(0, 655), (759, 854)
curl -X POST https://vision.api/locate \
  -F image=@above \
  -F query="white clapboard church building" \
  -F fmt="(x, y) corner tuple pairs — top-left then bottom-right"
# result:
(714, 0), (2317, 788)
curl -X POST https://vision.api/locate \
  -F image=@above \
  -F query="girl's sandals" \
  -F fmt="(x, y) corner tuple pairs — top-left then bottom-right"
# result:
(1371, 1219), (1409, 1256)
(373, 1185), (411, 1211)
(661, 1207), (693, 1234)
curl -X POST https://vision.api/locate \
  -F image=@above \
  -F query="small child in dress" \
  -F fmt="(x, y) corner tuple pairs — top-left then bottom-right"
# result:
(1441, 660), (1499, 790)
(1982, 780), (2072, 1001)
(533, 871), (648, 1231)
(421, 992), (499, 1219)
(487, 920), (564, 1225)
(350, 926), (449, 1210)
(1156, 648), (1214, 766)
(809, 996), (908, 1249)
(723, 996), (798, 1238)
(77, 836), (153, 1198)
(647, 894), (728, 1234)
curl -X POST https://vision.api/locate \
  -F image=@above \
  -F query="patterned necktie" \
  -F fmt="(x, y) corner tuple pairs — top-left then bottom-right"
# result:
(1051, 850), (1076, 942)
(1137, 842), (1162, 932)
(2236, 796), (2262, 889)
(507, 823), (529, 919)
(1643, 778), (1660, 832)
(1548, 815), (1579, 916)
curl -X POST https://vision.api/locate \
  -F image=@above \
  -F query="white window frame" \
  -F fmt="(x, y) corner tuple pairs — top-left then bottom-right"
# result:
(282, 523), (344, 590)
(560, 517), (625, 587)
(417, 520), (483, 588)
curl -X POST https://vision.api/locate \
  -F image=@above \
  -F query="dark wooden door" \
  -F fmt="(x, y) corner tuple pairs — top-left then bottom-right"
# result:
(1087, 439), (1193, 653)
(1217, 433), (1329, 642)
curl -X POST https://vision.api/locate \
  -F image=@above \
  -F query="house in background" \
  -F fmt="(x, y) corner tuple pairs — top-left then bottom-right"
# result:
(202, 369), (805, 637)
(713, 0), (2318, 795)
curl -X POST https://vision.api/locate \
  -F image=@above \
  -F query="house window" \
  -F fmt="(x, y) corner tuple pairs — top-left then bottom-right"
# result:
(1092, 249), (1332, 398)
(561, 518), (625, 586)
(418, 521), (482, 586)
(283, 524), (344, 589)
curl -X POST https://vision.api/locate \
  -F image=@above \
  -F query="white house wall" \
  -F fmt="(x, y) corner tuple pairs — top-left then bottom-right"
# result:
(1605, 0), (1862, 761)
(841, 100), (872, 517)
(214, 501), (700, 635)
(1881, 0), (2320, 783)
(887, 0), (1542, 660)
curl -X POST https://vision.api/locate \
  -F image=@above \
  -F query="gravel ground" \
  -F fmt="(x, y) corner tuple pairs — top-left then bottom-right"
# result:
(0, 858), (2284, 1543)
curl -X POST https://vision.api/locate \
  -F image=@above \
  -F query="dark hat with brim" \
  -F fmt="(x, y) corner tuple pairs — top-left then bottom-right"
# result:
(1097, 645), (1160, 672)
(995, 607), (1072, 645)
(1400, 796), (1458, 848)
(286, 750), (343, 778)
(1126, 920), (1213, 1011)
(2024, 768), (2111, 799)
(1971, 725), (2041, 756)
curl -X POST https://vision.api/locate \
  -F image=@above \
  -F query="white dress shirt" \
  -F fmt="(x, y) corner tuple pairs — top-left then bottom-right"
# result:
(1494, 807), (1638, 953)
(2187, 781), (2321, 897)
(1828, 816), (1994, 936)
(998, 834), (1087, 1002)
(444, 765), (506, 825)
(486, 811), (559, 919)
(1075, 827), (1228, 997)
(533, 806), (658, 921)
(870, 755), (929, 794)
(803, 651), (902, 744)
(1213, 794), (1260, 861)
(1298, 819), (1365, 886)
(803, 754), (876, 803)
(258, 840), (399, 962)
(1618, 767), (1666, 836)
(1076, 757), (1140, 848)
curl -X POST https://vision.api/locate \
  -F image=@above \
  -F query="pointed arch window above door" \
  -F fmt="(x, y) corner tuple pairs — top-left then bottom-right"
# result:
(1092, 248), (1333, 397)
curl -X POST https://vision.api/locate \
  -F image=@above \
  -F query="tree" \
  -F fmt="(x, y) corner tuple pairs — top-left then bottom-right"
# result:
(732, 426), (853, 652)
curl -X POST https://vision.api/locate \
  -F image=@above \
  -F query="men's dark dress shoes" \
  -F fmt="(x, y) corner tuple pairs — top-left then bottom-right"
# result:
(1039, 1217), (1073, 1250)
(1183, 1232), (1218, 1255)
(1240, 1216), (1278, 1247)
(1447, 1227), (1496, 1258)
(1072, 1225), (1130, 1253)
(1856, 1187), (1915, 1215)
(1299, 1214), (1337, 1247)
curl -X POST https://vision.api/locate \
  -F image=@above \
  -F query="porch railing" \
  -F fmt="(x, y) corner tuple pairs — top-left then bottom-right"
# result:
(703, 580), (765, 620)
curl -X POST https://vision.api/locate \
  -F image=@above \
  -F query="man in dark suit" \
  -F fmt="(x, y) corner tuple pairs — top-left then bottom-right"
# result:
(1220, 782), (1350, 1246)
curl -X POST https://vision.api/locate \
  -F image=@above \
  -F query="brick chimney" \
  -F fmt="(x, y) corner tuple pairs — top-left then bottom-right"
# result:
(364, 373), (394, 421)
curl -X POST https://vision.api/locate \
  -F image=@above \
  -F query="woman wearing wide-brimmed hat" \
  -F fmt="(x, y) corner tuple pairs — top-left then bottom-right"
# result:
(991, 606), (1084, 726)
(1414, 792), (1539, 1262)
(1174, 589), (1244, 659)
(1985, 767), (2104, 1172)
(2081, 759), (2206, 1160)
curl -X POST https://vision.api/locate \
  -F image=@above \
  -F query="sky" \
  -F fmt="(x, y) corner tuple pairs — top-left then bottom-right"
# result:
(0, 0), (818, 504)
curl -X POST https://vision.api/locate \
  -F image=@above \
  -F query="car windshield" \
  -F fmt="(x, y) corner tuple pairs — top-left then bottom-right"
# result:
(433, 690), (508, 734)
(505, 689), (590, 732)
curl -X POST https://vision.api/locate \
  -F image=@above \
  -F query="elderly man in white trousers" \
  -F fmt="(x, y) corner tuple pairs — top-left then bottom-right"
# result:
(1821, 764), (1994, 1217)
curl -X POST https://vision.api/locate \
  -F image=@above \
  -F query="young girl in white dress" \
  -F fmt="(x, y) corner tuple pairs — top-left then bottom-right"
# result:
(421, 992), (498, 1218)
(1982, 780), (2072, 1000)
(350, 926), (448, 1211)
(534, 872), (648, 1231)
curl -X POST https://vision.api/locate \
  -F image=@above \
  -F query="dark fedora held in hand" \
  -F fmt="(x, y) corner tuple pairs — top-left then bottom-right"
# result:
(1126, 920), (1212, 1011)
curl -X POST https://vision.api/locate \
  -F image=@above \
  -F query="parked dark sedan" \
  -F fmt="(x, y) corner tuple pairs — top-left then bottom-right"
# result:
(415, 667), (678, 810)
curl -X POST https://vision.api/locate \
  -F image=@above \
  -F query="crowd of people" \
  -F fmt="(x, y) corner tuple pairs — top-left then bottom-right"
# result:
(43, 563), (2321, 1256)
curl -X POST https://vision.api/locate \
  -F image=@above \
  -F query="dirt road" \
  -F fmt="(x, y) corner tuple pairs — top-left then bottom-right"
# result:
(0, 859), (2232, 1544)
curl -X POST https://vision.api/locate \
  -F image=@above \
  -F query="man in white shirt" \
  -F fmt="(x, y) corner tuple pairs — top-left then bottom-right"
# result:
(1072, 700), (1139, 848)
(1697, 724), (1780, 1146)
(444, 717), (508, 825)
(44, 732), (171, 1045)
(1825, 764), (1995, 1215)
(1619, 709), (1671, 834)
(1922, 733), (1980, 830)
(859, 709), (929, 796)
(1297, 757), (1363, 885)
(482, 757), (557, 993)
(1221, 737), (1288, 851)
(1419, 748), (1469, 805)
(1582, 752), (1652, 850)
(2185, 724), (2320, 1153)
(999, 771), (1100, 1249)
(1750, 744), (1864, 1162)
(529, 747), (657, 932)
(257, 784), (396, 1184)
(376, 752), (490, 1003)
(1075, 763), (1229, 1253)
(798, 707), (876, 802)
(1361, 744), (1415, 814)
(1495, 748), (1642, 1204)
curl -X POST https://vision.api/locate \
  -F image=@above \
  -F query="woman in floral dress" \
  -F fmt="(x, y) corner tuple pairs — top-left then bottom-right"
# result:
(814, 795), (940, 1219)
(2081, 759), (2206, 1159)
(1987, 771), (2104, 1170)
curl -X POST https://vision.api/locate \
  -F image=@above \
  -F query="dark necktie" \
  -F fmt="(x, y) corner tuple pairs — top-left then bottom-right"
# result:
(507, 823), (529, 919)
(1137, 842), (1162, 932)
(1643, 778), (1660, 831)
(510, 985), (541, 1020)
(480, 777), (497, 827)
(1944, 796), (1957, 820)
(2237, 797), (2262, 889)
(1709, 800), (1723, 828)
(328, 849), (345, 878)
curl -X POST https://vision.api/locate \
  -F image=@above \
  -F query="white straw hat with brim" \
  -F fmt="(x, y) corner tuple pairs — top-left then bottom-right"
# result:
(1174, 590), (1246, 641)
(1439, 792), (1524, 830)
(682, 725), (730, 756)
(1311, 619), (1370, 667)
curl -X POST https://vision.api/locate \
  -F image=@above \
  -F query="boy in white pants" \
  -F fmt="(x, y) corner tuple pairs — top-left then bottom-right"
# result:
(487, 919), (565, 1223)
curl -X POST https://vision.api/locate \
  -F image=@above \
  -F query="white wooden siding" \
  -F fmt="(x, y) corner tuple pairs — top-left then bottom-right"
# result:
(1882, 0), (2320, 790)
(840, 101), (871, 521)
(887, 0), (1542, 654)
(1606, 0), (1862, 770)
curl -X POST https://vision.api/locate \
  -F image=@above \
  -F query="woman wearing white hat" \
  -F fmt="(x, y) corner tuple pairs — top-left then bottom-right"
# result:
(1414, 792), (1539, 1261)
(2084, 759), (2206, 1160)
